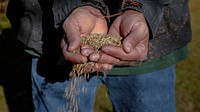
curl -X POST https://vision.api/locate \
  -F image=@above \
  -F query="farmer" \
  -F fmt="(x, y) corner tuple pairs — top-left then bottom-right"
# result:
(7, 0), (192, 111)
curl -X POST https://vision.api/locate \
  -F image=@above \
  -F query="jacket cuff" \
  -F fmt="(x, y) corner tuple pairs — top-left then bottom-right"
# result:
(82, 0), (109, 17)
(53, 0), (108, 28)
(121, 0), (171, 38)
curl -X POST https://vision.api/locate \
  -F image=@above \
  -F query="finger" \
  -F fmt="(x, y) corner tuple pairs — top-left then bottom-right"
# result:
(62, 44), (87, 63)
(89, 52), (100, 62)
(97, 51), (142, 66)
(98, 52), (133, 66)
(94, 63), (101, 71)
(94, 63), (113, 72)
(97, 52), (121, 65)
(83, 63), (94, 73)
(127, 44), (147, 61)
(123, 38), (148, 61)
(81, 48), (94, 57)
(81, 45), (95, 57)
(122, 22), (146, 53)
(81, 45), (90, 49)
(61, 38), (67, 49)
(102, 43), (147, 61)
(101, 64), (113, 72)
(101, 46), (127, 60)
(130, 37), (149, 61)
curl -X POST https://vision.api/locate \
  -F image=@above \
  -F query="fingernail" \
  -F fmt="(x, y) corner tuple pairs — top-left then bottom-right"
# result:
(81, 58), (87, 63)
(68, 45), (74, 51)
(81, 60), (85, 63)
(89, 53), (100, 62)
(82, 51), (90, 57)
(68, 42), (76, 51)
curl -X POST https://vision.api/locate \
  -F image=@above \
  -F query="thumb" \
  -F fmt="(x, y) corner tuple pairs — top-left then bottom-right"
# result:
(122, 32), (138, 53)
(108, 18), (121, 36)
(66, 32), (81, 52)
(63, 20), (81, 52)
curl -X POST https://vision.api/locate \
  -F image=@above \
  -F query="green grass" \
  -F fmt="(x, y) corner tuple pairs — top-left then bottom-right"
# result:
(94, 84), (113, 112)
(0, 4), (10, 112)
(0, 13), (11, 35)
(0, 86), (8, 112)
(0, 0), (200, 112)
(175, 0), (200, 111)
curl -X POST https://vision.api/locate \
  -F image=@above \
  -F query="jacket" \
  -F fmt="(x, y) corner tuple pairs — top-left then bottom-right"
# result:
(7, 0), (192, 74)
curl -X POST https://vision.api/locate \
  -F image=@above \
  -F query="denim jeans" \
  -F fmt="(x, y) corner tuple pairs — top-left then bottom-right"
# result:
(32, 58), (176, 112)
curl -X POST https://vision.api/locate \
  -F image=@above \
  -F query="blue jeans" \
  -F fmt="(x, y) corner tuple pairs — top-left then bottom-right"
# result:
(32, 58), (176, 112)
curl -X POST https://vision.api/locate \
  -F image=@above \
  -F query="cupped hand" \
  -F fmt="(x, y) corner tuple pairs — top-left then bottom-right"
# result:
(61, 6), (108, 64)
(90, 10), (149, 66)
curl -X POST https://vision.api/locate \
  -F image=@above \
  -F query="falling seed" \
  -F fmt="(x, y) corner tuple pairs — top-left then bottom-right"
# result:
(63, 33), (122, 112)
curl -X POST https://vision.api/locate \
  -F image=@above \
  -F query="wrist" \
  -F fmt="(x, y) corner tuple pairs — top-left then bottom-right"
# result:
(79, 6), (102, 15)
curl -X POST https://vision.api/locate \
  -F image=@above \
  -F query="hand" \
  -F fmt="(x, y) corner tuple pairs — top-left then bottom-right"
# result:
(61, 6), (107, 64)
(90, 10), (149, 66)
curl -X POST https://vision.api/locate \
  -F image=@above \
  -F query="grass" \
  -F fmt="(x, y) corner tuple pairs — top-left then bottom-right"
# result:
(175, 0), (200, 111)
(0, 12), (10, 112)
(0, 13), (10, 35)
(0, 0), (200, 111)
(94, 84), (113, 112)
(0, 86), (8, 112)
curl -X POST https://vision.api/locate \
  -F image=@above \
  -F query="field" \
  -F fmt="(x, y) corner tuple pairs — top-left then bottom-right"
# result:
(0, 0), (200, 112)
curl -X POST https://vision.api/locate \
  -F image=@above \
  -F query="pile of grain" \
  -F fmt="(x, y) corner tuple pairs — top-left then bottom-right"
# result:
(71, 33), (122, 77)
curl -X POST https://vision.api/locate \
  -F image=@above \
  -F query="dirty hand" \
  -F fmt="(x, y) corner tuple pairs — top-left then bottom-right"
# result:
(61, 6), (107, 64)
(91, 10), (149, 66)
